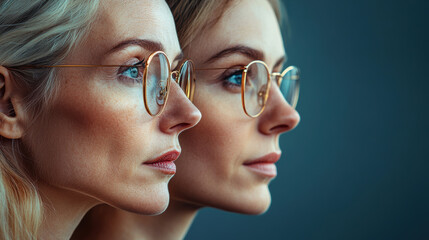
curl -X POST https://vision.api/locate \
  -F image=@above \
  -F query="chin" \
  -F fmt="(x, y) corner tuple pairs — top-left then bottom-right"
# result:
(105, 184), (171, 215)
(176, 185), (273, 215)
(225, 192), (272, 215)
(227, 183), (274, 215)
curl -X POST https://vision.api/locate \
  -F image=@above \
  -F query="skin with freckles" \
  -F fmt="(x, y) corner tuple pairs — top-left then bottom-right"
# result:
(0, 0), (201, 239)
(72, 1), (299, 239)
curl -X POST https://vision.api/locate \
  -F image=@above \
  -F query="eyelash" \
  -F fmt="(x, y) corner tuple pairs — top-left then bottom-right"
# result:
(220, 68), (244, 93)
(118, 59), (145, 84)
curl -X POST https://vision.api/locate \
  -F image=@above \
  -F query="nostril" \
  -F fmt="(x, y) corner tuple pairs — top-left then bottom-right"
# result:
(269, 124), (290, 133)
(171, 123), (192, 132)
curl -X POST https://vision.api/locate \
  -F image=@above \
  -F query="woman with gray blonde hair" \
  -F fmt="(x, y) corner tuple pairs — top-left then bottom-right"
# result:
(0, 0), (200, 239)
(75, 0), (300, 239)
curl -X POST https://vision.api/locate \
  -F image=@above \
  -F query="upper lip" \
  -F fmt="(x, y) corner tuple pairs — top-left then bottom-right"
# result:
(144, 150), (180, 164)
(243, 152), (281, 165)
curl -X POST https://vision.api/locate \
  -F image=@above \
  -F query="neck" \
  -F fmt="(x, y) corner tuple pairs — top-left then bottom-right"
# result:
(38, 183), (97, 240)
(73, 199), (200, 240)
(138, 199), (200, 240)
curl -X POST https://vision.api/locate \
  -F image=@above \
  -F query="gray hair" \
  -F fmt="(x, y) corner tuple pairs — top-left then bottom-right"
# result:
(0, 1), (99, 239)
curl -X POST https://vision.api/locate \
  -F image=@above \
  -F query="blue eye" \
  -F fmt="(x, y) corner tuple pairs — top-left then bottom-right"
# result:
(122, 66), (140, 79)
(119, 60), (145, 83)
(225, 71), (242, 86)
(119, 59), (145, 82)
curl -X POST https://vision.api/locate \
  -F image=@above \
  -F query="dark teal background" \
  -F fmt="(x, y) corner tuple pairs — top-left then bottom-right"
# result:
(185, 0), (429, 239)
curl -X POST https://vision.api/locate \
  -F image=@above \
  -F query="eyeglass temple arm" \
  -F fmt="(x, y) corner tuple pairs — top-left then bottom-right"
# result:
(7, 64), (144, 69)
(195, 67), (245, 71)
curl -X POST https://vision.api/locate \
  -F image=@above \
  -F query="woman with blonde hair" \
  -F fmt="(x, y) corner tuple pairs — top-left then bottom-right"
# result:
(74, 0), (300, 239)
(0, 0), (200, 239)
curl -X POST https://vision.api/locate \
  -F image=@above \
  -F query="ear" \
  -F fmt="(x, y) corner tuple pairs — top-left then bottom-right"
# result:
(0, 66), (26, 139)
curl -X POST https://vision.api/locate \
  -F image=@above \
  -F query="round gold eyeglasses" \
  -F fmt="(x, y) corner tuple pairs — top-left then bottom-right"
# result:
(7, 51), (195, 116)
(197, 61), (300, 118)
(172, 60), (196, 102)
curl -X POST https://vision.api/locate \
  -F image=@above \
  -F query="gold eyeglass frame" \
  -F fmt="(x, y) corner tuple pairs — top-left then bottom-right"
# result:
(172, 60), (196, 102)
(241, 60), (271, 118)
(139, 51), (170, 116)
(7, 51), (195, 117)
(271, 65), (300, 110)
(197, 61), (300, 118)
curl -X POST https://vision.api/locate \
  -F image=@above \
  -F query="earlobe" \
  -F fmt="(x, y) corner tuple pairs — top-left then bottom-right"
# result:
(0, 66), (26, 139)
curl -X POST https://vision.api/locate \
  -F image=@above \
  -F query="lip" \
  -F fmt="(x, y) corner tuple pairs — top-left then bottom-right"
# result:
(143, 150), (180, 175)
(243, 152), (281, 178)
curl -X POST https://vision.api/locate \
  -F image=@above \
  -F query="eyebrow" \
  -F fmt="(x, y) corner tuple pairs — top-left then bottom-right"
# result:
(204, 45), (265, 64)
(108, 39), (165, 54)
(273, 56), (287, 70)
(204, 45), (287, 70)
(108, 38), (183, 66)
(174, 52), (184, 64)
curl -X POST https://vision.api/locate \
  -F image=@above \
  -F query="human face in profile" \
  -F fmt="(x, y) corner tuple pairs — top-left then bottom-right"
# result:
(169, 0), (300, 214)
(23, 0), (201, 215)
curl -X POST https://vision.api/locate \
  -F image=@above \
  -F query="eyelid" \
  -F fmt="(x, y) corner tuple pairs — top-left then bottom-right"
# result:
(133, 58), (145, 67)
(218, 68), (243, 81)
(118, 58), (144, 75)
(224, 67), (243, 75)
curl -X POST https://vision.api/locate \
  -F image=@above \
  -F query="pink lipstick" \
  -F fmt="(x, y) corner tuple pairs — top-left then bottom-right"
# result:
(243, 152), (281, 178)
(144, 150), (179, 175)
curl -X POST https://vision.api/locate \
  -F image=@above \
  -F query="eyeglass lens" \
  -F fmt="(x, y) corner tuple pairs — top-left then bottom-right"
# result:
(243, 61), (270, 117)
(145, 52), (170, 116)
(280, 66), (300, 109)
(178, 61), (194, 100)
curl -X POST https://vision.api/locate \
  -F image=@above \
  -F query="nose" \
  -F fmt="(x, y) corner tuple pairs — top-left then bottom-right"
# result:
(158, 80), (201, 134)
(258, 83), (300, 135)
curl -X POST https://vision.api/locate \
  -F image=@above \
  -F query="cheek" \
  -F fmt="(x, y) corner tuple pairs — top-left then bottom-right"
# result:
(176, 87), (253, 181)
(171, 88), (273, 212)
(23, 77), (155, 192)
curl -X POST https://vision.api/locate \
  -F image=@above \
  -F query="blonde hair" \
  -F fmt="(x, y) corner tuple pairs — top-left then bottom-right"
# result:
(167, 0), (285, 50)
(0, 1), (99, 239)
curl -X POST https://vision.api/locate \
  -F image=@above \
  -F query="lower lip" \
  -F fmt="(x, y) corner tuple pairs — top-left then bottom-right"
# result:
(145, 161), (176, 175)
(244, 163), (277, 178)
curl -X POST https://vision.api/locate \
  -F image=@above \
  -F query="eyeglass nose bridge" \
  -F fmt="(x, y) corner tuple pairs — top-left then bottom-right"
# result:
(271, 72), (283, 86)
(171, 70), (179, 83)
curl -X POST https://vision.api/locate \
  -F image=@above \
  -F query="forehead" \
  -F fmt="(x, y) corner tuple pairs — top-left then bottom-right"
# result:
(191, 0), (285, 66)
(76, 0), (180, 60)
